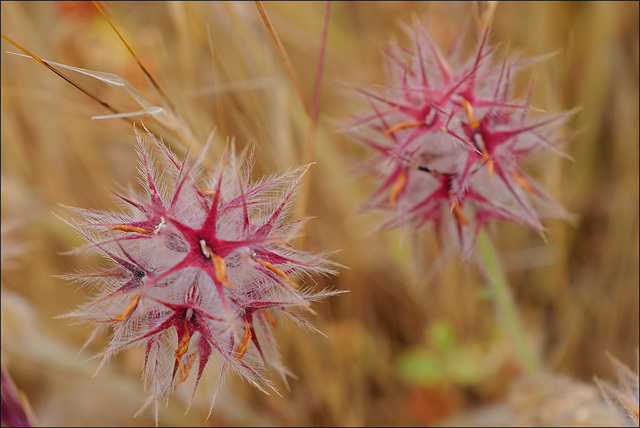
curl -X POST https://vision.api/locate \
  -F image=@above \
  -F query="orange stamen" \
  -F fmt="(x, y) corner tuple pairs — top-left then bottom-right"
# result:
(452, 203), (469, 225)
(473, 131), (493, 181)
(174, 320), (191, 363)
(389, 168), (407, 208)
(174, 352), (197, 390)
(274, 238), (296, 249)
(101, 225), (154, 234)
(460, 98), (480, 129)
(255, 259), (298, 289)
(459, 98), (480, 129)
(234, 316), (252, 361)
(262, 310), (277, 328)
(199, 189), (216, 197)
(384, 120), (424, 136)
(204, 247), (234, 287)
(485, 155), (494, 181)
(511, 170), (536, 198)
(111, 294), (140, 321)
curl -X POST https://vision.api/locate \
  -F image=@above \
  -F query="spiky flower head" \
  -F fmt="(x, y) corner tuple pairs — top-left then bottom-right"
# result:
(595, 353), (640, 427)
(345, 19), (575, 256)
(58, 127), (340, 421)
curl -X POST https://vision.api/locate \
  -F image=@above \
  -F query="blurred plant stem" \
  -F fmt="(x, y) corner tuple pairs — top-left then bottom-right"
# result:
(477, 229), (541, 378)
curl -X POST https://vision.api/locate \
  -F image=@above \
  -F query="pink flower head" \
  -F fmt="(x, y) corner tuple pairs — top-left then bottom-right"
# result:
(58, 127), (340, 421)
(344, 20), (575, 255)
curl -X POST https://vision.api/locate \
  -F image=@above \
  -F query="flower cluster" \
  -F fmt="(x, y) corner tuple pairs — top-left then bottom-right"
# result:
(59, 128), (339, 419)
(345, 21), (574, 255)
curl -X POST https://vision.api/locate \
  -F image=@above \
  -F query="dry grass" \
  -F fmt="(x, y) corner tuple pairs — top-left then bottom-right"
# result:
(1, 1), (638, 426)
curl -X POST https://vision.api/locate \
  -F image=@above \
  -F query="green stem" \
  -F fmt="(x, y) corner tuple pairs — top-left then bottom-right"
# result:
(476, 229), (541, 378)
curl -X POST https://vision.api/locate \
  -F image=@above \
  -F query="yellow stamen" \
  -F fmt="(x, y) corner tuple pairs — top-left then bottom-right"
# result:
(389, 168), (407, 208)
(101, 225), (154, 234)
(234, 316), (252, 361)
(199, 189), (216, 197)
(174, 352), (197, 390)
(452, 203), (469, 225)
(459, 98), (480, 129)
(111, 295), (140, 321)
(384, 120), (424, 136)
(255, 259), (298, 289)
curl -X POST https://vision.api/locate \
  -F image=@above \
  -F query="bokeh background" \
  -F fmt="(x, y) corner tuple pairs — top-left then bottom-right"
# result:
(1, 1), (638, 426)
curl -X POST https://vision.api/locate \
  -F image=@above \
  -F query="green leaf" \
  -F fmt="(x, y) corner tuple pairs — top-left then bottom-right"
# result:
(397, 350), (444, 386)
(427, 320), (458, 352)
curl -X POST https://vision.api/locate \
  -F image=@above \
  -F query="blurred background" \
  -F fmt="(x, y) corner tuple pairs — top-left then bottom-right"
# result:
(1, 1), (638, 426)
